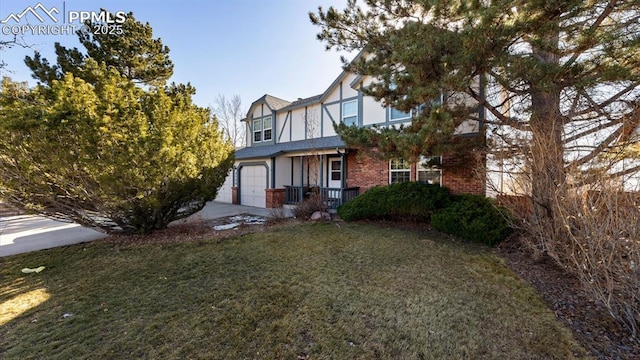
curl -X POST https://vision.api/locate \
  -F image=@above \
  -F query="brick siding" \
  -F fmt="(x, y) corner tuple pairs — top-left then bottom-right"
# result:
(265, 188), (285, 208)
(231, 187), (239, 205)
(345, 150), (485, 195)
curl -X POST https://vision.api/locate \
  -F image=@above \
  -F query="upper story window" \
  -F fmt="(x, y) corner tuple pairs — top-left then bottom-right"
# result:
(388, 82), (411, 121)
(253, 119), (262, 143)
(416, 93), (445, 115)
(390, 107), (411, 121)
(263, 116), (272, 141)
(390, 159), (411, 184)
(417, 156), (442, 185)
(252, 116), (272, 143)
(342, 100), (358, 126)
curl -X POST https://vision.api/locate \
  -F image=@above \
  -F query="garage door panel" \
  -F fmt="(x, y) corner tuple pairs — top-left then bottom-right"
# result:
(240, 166), (266, 208)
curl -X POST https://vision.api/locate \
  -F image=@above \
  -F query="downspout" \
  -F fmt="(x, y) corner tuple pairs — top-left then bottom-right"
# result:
(270, 157), (276, 189)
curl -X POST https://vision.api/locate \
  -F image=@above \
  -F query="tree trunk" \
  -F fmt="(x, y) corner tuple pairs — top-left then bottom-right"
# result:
(527, 28), (568, 258)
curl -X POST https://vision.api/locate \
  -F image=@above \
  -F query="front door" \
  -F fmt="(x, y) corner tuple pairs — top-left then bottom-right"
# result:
(328, 158), (342, 189)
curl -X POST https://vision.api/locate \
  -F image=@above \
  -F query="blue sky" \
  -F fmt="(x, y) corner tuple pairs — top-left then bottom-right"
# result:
(0, 0), (350, 109)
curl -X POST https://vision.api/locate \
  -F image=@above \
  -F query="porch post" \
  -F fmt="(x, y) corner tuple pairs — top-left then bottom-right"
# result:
(319, 154), (324, 187)
(290, 157), (294, 185)
(300, 156), (304, 186)
(340, 152), (346, 188)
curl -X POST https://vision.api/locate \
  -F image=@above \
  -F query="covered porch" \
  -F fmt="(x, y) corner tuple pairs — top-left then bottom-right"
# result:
(284, 185), (359, 210)
(282, 151), (359, 210)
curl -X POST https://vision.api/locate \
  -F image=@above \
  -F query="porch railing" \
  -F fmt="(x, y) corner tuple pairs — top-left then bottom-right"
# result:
(284, 185), (360, 210)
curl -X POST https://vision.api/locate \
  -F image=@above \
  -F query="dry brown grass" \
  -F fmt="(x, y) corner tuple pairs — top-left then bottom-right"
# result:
(1, 222), (587, 359)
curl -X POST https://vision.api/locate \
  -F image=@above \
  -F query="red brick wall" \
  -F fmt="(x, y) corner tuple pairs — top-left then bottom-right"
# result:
(232, 187), (239, 205)
(345, 151), (390, 192)
(344, 150), (485, 195)
(441, 154), (485, 196)
(265, 188), (285, 208)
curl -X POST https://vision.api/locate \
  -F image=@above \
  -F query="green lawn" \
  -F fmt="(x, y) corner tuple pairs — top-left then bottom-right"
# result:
(1, 222), (588, 359)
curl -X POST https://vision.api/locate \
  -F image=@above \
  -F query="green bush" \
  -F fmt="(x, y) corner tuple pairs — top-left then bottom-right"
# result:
(337, 182), (451, 221)
(431, 194), (512, 246)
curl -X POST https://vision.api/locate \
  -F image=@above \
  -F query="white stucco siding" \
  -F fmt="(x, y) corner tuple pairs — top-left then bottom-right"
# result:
(290, 108), (307, 141)
(454, 119), (480, 134)
(305, 106), (322, 139)
(275, 111), (290, 143)
(251, 105), (265, 119)
(273, 156), (292, 188)
(324, 84), (341, 103)
(322, 103), (340, 135)
(322, 115), (338, 137)
(362, 96), (386, 126)
(341, 73), (360, 99)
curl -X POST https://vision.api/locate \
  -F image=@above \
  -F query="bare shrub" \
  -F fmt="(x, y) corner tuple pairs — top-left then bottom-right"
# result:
(293, 193), (326, 220)
(504, 182), (640, 339)
(491, 154), (640, 340)
(551, 187), (640, 338)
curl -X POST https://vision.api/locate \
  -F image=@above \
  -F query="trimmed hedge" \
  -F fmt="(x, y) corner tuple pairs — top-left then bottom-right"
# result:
(431, 194), (512, 246)
(338, 182), (512, 246)
(337, 182), (451, 221)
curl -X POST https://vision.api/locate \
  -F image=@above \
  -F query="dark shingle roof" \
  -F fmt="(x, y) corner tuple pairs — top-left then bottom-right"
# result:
(280, 94), (323, 111)
(262, 94), (291, 110)
(235, 136), (345, 160)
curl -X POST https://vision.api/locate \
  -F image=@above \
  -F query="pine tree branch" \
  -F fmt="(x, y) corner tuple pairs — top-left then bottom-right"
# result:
(563, 0), (617, 69)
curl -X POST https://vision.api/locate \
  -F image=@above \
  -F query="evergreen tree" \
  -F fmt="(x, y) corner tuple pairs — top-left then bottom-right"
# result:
(311, 0), (640, 239)
(25, 11), (173, 86)
(1, 14), (232, 234)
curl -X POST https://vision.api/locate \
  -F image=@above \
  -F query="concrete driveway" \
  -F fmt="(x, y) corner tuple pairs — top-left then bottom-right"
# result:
(0, 215), (108, 257)
(0, 202), (283, 257)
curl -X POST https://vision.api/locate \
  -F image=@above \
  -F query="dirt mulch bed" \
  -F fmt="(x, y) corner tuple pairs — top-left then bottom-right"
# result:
(496, 236), (640, 360)
(105, 215), (297, 246)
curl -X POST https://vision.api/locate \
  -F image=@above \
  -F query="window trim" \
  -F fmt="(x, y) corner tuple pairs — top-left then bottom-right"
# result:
(389, 158), (411, 184)
(341, 99), (358, 126)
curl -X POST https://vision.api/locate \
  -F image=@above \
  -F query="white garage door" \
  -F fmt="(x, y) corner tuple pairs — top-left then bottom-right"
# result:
(240, 166), (266, 208)
(214, 171), (233, 203)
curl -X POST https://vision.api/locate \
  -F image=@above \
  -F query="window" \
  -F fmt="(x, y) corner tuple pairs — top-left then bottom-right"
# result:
(342, 100), (358, 126)
(417, 93), (445, 115)
(330, 160), (341, 181)
(417, 156), (442, 185)
(263, 116), (272, 141)
(390, 107), (411, 121)
(253, 119), (262, 143)
(388, 82), (411, 121)
(390, 159), (411, 184)
(252, 116), (272, 143)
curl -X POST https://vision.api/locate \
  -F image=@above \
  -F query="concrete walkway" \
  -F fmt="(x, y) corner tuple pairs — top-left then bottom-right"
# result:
(0, 202), (281, 257)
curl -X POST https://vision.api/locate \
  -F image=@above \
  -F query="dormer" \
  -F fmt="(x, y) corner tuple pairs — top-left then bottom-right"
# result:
(245, 94), (290, 147)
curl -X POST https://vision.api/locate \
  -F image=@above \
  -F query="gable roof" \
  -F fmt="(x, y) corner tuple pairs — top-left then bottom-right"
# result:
(235, 135), (345, 160)
(263, 94), (291, 110)
(280, 94), (323, 111)
(246, 94), (291, 120)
